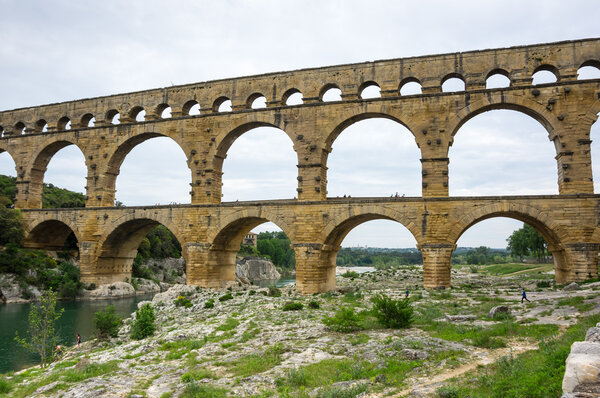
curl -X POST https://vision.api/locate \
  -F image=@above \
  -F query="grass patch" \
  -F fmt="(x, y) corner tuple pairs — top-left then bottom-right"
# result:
(216, 317), (239, 332)
(159, 339), (206, 360)
(181, 368), (216, 382)
(61, 360), (120, 382)
(180, 382), (229, 398)
(482, 263), (545, 275)
(228, 344), (284, 377)
(444, 314), (600, 397)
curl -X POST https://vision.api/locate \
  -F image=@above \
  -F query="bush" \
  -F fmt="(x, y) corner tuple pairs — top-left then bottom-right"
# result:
(282, 302), (304, 311)
(267, 285), (282, 297)
(131, 304), (156, 340)
(174, 295), (193, 308)
(370, 293), (414, 329)
(323, 306), (362, 333)
(204, 299), (215, 308)
(308, 300), (320, 309)
(341, 271), (359, 279)
(219, 293), (233, 302)
(94, 305), (122, 339)
(536, 280), (551, 288)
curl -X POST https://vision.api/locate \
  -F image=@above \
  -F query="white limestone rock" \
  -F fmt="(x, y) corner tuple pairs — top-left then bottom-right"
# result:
(562, 342), (600, 393)
(236, 257), (281, 282)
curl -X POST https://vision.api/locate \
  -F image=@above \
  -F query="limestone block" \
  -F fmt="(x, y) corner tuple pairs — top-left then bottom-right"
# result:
(562, 342), (600, 393)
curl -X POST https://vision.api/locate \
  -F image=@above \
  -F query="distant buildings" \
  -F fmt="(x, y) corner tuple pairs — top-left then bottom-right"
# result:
(243, 232), (257, 247)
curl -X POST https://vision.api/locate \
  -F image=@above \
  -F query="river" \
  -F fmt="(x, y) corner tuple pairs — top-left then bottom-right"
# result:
(0, 267), (375, 374)
(0, 294), (153, 374)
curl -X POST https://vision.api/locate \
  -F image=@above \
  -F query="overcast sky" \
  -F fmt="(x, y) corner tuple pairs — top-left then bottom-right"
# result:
(0, 0), (599, 248)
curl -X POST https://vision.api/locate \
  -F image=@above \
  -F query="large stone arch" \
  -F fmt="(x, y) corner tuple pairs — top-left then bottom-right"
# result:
(323, 110), (418, 152)
(102, 131), (190, 207)
(212, 120), (297, 174)
(93, 212), (186, 284)
(22, 217), (81, 251)
(26, 138), (88, 209)
(448, 94), (557, 148)
(447, 201), (572, 282)
(188, 208), (295, 288)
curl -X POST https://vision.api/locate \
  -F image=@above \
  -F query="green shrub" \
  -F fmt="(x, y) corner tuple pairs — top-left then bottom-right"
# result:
(282, 302), (304, 311)
(268, 285), (282, 297)
(219, 293), (233, 302)
(323, 306), (362, 333)
(436, 385), (460, 398)
(248, 290), (256, 296)
(371, 293), (414, 329)
(308, 300), (320, 309)
(174, 295), (193, 308)
(131, 304), (156, 340)
(94, 305), (122, 339)
(0, 378), (12, 394)
(536, 280), (551, 288)
(341, 271), (359, 278)
(204, 299), (215, 308)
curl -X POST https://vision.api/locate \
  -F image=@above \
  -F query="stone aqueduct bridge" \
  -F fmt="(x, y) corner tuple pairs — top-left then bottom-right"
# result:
(1, 39), (600, 293)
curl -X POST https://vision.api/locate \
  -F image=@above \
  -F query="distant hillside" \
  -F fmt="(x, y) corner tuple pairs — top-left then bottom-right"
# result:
(0, 175), (85, 208)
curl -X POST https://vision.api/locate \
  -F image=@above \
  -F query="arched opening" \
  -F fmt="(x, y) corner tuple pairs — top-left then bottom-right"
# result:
(81, 113), (95, 128)
(57, 117), (71, 131)
(442, 74), (466, 92)
(213, 97), (232, 112)
(113, 135), (190, 206)
(15, 122), (26, 135)
(42, 144), (87, 208)
(327, 116), (421, 197)
(486, 70), (511, 89)
(129, 106), (145, 122)
(359, 82), (381, 99)
(450, 109), (557, 196)
(590, 112), (600, 193)
(182, 100), (200, 116)
(106, 109), (121, 125)
(0, 126), (4, 137)
(35, 119), (48, 133)
(454, 215), (558, 283)
(322, 215), (419, 291)
(320, 84), (342, 102)
(577, 62), (600, 80)
(97, 219), (183, 285)
(23, 220), (79, 253)
(247, 93), (267, 109)
(0, 149), (17, 207)
(208, 218), (294, 288)
(399, 78), (422, 96)
(532, 65), (558, 85)
(283, 89), (303, 106)
(220, 125), (296, 201)
(157, 104), (172, 119)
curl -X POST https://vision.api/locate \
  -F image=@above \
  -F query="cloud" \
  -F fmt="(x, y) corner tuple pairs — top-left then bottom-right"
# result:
(0, 0), (598, 248)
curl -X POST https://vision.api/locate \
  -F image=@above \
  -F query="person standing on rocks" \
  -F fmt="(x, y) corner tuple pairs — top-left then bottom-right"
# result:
(76, 333), (81, 348)
(521, 288), (530, 303)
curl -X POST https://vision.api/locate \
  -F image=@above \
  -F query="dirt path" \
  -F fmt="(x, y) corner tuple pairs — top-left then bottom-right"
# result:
(392, 341), (539, 397)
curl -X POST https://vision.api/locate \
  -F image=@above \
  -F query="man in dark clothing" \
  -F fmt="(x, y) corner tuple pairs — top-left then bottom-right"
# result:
(521, 288), (530, 303)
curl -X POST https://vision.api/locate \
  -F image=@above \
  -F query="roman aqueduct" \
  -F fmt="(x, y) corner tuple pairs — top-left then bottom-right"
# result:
(1, 38), (600, 293)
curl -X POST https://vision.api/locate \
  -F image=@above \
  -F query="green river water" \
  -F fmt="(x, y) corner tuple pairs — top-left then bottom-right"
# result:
(0, 294), (153, 374)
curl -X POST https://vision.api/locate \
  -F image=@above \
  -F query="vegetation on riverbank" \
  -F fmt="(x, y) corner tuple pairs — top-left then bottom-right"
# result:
(0, 175), (85, 209)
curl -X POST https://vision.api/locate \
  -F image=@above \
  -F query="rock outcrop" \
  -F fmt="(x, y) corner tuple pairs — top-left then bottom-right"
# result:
(0, 274), (41, 303)
(562, 322), (600, 397)
(80, 282), (136, 300)
(236, 257), (281, 282)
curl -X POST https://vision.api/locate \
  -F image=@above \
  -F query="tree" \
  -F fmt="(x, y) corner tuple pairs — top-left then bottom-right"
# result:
(94, 305), (122, 339)
(0, 207), (24, 245)
(131, 303), (156, 340)
(507, 223), (549, 262)
(14, 289), (64, 368)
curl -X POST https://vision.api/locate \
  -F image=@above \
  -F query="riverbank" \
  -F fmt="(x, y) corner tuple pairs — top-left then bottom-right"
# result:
(2, 264), (599, 397)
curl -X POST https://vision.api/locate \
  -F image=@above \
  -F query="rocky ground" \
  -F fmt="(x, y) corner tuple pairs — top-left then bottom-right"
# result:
(2, 264), (600, 398)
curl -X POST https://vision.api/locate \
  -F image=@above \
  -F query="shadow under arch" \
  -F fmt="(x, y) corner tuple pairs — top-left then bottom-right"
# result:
(105, 132), (190, 206)
(94, 217), (184, 285)
(197, 212), (295, 288)
(28, 139), (88, 209)
(448, 205), (571, 282)
(23, 219), (80, 252)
